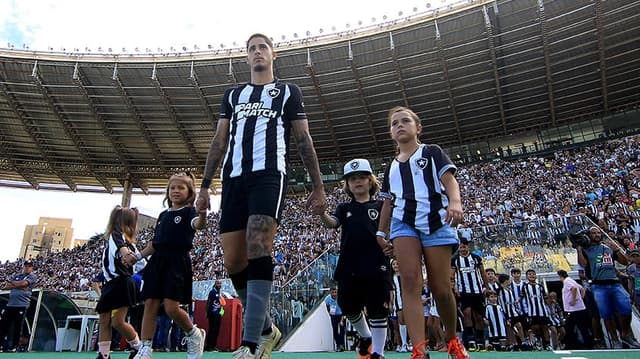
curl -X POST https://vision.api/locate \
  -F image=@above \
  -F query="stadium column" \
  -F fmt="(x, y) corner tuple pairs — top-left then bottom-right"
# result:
(121, 179), (133, 207)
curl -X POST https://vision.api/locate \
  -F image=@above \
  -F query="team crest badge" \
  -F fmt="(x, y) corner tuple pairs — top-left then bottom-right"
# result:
(174, 216), (182, 224)
(267, 88), (280, 98)
(416, 158), (428, 169)
(350, 161), (360, 170)
(346, 212), (352, 218)
(368, 209), (379, 220)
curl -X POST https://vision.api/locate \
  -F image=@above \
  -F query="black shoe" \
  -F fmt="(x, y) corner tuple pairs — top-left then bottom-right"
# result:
(358, 337), (372, 356)
(95, 354), (109, 359)
(128, 348), (138, 359)
(371, 353), (385, 359)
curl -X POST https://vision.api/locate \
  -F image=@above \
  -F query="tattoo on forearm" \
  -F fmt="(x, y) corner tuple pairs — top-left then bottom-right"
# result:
(203, 137), (225, 179)
(297, 134), (322, 186)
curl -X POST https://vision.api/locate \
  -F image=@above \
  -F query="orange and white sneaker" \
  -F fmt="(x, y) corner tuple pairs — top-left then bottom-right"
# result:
(447, 337), (470, 359)
(410, 340), (430, 359)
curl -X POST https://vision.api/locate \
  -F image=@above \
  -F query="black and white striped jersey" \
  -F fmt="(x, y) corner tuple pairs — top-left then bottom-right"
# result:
(485, 304), (508, 338)
(219, 81), (306, 179)
(510, 280), (528, 314)
(451, 253), (484, 295)
(497, 286), (521, 319)
(520, 282), (547, 318)
(102, 232), (139, 282)
(380, 143), (457, 235)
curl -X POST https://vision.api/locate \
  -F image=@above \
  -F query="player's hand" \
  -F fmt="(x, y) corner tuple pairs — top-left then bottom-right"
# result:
(306, 188), (327, 215)
(196, 188), (211, 212)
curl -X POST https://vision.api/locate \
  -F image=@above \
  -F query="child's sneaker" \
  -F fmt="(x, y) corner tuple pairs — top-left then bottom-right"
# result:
(358, 337), (372, 359)
(185, 325), (205, 359)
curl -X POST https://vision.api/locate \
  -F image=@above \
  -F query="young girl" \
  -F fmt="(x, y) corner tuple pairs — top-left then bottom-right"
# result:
(133, 172), (207, 359)
(377, 106), (469, 359)
(319, 158), (393, 359)
(95, 205), (144, 359)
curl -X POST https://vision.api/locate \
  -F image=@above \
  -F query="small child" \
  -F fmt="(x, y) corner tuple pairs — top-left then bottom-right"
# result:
(496, 273), (524, 350)
(483, 291), (508, 351)
(319, 158), (393, 359)
(134, 172), (207, 359)
(95, 205), (145, 359)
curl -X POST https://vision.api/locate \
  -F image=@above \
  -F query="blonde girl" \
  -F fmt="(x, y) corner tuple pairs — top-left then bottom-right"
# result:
(134, 172), (207, 359)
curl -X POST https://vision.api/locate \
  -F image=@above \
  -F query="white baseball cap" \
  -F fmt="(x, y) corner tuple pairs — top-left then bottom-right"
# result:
(343, 158), (373, 179)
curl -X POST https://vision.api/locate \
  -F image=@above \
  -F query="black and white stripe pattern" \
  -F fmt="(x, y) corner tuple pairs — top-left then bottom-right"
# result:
(485, 304), (508, 338)
(219, 81), (306, 179)
(510, 280), (527, 314)
(102, 232), (137, 282)
(381, 144), (456, 235)
(497, 286), (520, 318)
(521, 282), (547, 318)
(452, 253), (484, 295)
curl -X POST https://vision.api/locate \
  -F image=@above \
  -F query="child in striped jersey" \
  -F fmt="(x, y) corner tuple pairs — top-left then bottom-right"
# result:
(483, 291), (508, 351)
(95, 206), (144, 359)
(378, 106), (469, 359)
(497, 274), (525, 350)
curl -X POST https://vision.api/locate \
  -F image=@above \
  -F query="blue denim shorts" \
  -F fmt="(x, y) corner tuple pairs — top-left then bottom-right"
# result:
(389, 218), (459, 247)
(591, 284), (632, 319)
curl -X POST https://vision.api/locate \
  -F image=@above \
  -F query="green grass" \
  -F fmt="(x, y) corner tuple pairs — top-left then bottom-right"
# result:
(2, 350), (639, 359)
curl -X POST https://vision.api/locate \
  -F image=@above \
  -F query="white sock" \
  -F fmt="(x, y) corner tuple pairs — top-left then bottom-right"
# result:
(346, 312), (372, 339)
(369, 318), (388, 354)
(127, 335), (141, 350)
(400, 324), (408, 346)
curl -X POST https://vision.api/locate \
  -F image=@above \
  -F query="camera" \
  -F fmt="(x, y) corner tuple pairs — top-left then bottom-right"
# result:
(568, 229), (591, 248)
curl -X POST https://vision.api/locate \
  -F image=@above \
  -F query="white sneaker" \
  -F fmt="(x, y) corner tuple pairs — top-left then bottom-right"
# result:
(255, 324), (282, 359)
(185, 325), (206, 359)
(232, 346), (256, 359)
(133, 345), (153, 359)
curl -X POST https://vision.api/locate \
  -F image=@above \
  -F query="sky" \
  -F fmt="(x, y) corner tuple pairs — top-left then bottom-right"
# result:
(0, 0), (459, 262)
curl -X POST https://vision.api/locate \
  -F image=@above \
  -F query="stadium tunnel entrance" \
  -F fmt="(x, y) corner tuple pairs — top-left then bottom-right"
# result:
(0, 289), (82, 351)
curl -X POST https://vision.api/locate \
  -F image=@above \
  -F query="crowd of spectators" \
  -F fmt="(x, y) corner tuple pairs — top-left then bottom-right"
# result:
(1, 135), (639, 300)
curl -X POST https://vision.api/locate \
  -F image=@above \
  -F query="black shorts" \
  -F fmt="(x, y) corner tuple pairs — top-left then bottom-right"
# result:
(141, 251), (193, 304)
(459, 293), (485, 314)
(96, 275), (138, 314)
(219, 170), (287, 233)
(337, 276), (390, 319)
(529, 316), (550, 326)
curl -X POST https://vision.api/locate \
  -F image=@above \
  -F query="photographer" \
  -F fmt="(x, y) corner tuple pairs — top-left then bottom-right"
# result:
(576, 226), (640, 349)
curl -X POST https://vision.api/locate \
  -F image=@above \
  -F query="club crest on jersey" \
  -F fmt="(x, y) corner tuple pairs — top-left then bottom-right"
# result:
(416, 158), (428, 169)
(267, 88), (280, 98)
(368, 209), (379, 220)
(346, 212), (352, 218)
(174, 216), (182, 224)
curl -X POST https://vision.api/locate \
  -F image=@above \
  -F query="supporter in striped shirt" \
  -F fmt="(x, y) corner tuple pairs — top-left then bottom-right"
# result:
(378, 106), (469, 359)
(483, 291), (508, 351)
(497, 274), (525, 350)
(520, 269), (550, 350)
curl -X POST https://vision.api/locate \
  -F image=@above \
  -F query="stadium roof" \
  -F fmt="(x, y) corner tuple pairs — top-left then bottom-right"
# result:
(1, 0), (639, 193)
